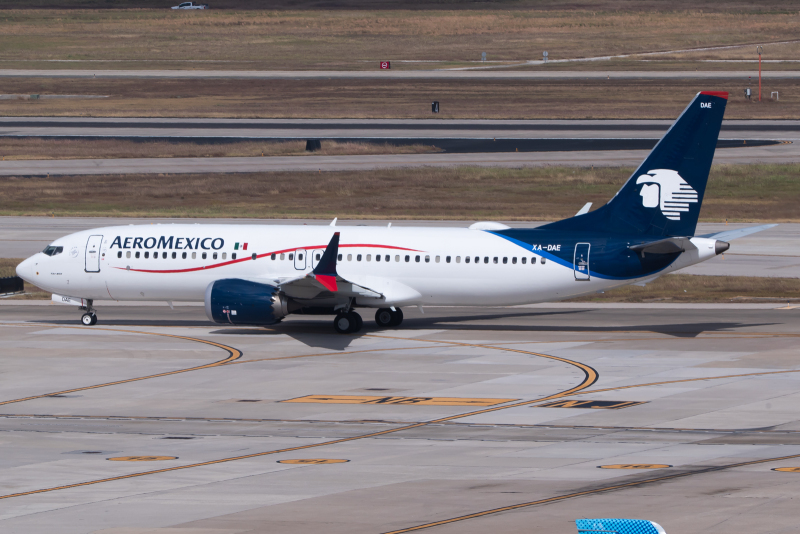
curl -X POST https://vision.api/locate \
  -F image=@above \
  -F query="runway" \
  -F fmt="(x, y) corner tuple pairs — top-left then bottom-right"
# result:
(2, 117), (796, 140)
(2, 69), (800, 80)
(2, 217), (797, 278)
(0, 303), (799, 533)
(1, 142), (797, 176)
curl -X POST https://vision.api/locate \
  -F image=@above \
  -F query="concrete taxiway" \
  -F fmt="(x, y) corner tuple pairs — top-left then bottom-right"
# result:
(1, 218), (797, 278)
(0, 303), (799, 534)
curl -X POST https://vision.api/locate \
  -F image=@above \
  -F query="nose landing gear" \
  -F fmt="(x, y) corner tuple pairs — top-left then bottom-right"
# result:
(79, 300), (98, 326)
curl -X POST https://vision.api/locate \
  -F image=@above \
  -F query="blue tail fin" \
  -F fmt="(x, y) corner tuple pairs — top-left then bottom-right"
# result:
(542, 91), (728, 237)
(576, 518), (666, 534)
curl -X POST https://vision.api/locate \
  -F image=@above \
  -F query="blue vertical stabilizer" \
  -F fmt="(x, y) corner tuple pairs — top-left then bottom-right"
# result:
(542, 91), (728, 237)
(576, 518), (666, 534)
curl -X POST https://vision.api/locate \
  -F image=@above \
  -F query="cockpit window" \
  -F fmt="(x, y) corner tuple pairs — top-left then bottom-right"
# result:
(42, 246), (63, 256)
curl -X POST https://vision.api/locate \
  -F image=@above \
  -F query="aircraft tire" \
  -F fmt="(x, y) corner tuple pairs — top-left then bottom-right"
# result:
(348, 311), (363, 333)
(81, 313), (94, 326)
(389, 308), (403, 327)
(90, 313), (98, 326)
(333, 313), (352, 334)
(375, 308), (394, 328)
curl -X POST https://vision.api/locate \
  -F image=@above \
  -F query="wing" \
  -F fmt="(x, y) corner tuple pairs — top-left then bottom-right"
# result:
(275, 232), (383, 300)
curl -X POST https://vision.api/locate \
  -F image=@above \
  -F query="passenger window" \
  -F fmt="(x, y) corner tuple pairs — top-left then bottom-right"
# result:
(366, 254), (371, 261)
(512, 257), (517, 264)
(395, 255), (400, 262)
(192, 252), (196, 259)
(405, 255), (410, 262)
(126, 251), (131, 259)
(135, 251), (140, 259)
(385, 255), (390, 262)
(271, 254), (276, 260)
(347, 254), (352, 261)
(357, 254), (362, 261)
(465, 256), (470, 264)
(376, 254), (381, 262)
(182, 252), (187, 259)
(316, 253), (321, 261)
(252, 253), (257, 260)
(415, 255), (420, 263)
(502, 257), (507, 264)
(338, 254), (343, 261)
(425, 255), (430, 263)
(494, 257), (498, 264)
(202, 252), (207, 260)
(117, 251), (122, 258)
(531, 257), (537, 264)
(475, 257), (480, 264)
(298, 253), (303, 261)
(456, 256), (461, 263)
(162, 252), (167, 259)
(288, 253), (294, 261)
(541, 257), (546, 264)
(222, 252), (227, 260)
(446, 256), (451, 263)
(484, 257), (489, 264)
(521, 257), (526, 264)
(232, 253), (236, 260)
(172, 252), (177, 259)
(144, 251), (150, 259)
(213, 252), (218, 260)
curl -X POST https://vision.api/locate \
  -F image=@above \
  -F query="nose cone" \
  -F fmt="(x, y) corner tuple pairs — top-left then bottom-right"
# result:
(15, 256), (36, 283)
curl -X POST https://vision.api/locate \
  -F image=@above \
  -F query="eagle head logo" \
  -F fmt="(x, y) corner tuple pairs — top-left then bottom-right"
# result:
(635, 169), (698, 221)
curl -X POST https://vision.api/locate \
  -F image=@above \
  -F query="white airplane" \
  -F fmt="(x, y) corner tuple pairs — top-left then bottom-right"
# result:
(16, 91), (773, 333)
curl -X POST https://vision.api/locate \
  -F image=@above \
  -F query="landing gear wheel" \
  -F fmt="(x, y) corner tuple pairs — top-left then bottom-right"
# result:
(81, 313), (95, 326)
(375, 308), (394, 328)
(90, 313), (98, 325)
(389, 308), (403, 327)
(351, 311), (363, 333)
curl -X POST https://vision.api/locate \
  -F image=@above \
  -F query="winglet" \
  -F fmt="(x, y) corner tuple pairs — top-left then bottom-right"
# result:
(312, 232), (340, 292)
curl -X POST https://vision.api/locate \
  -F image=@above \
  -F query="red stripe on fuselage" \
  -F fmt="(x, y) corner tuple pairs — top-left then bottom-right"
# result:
(113, 243), (422, 274)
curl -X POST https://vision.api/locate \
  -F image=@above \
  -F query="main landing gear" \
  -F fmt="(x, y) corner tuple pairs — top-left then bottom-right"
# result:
(374, 307), (403, 328)
(79, 299), (98, 326)
(333, 307), (404, 334)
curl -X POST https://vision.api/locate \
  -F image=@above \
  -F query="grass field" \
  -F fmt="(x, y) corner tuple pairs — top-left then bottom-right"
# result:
(0, 8), (798, 71)
(0, 138), (439, 160)
(1, 163), (796, 221)
(0, 77), (794, 119)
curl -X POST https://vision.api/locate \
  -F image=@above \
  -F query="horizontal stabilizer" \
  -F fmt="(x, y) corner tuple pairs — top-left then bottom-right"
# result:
(699, 223), (777, 242)
(576, 519), (666, 534)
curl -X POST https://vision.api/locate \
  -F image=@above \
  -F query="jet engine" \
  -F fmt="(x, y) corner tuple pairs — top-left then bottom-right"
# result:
(205, 278), (291, 325)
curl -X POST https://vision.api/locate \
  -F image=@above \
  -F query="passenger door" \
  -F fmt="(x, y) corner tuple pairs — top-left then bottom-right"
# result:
(294, 249), (306, 270)
(85, 235), (103, 273)
(573, 243), (590, 281)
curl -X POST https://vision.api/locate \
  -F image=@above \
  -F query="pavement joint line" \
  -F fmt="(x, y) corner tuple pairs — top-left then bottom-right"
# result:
(0, 341), (598, 501)
(381, 453), (800, 534)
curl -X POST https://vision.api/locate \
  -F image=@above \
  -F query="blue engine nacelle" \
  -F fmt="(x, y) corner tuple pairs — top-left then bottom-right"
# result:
(204, 278), (290, 325)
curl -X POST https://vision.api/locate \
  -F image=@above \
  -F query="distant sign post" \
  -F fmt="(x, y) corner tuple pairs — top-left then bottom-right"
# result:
(380, 61), (391, 70)
(756, 45), (763, 101)
(432, 101), (439, 113)
(481, 52), (486, 62)
(543, 51), (548, 63)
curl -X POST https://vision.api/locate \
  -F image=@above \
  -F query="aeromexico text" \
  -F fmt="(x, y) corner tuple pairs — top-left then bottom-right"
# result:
(110, 236), (224, 250)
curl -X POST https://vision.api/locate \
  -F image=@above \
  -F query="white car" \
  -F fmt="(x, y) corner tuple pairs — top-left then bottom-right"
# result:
(172, 2), (208, 9)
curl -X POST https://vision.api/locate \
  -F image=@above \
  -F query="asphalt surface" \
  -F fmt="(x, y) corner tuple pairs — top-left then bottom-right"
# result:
(2, 117), (797, 140)
(2, 69), (800, 80)
(0, 304), (799, 533)
(1, 142), (797, 176)
(3, 217), (796, 278)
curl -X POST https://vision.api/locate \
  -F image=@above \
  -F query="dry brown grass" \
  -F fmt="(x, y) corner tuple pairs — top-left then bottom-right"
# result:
(567, 274), (800, 303)
(1, 9), (799, 70)
(0, 138), (439, 160)
(0, 163), (796, 221)
(0, 77), (796, 119)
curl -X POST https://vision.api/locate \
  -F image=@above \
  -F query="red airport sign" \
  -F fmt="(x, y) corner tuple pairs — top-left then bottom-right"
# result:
(380, 61), (391, 69)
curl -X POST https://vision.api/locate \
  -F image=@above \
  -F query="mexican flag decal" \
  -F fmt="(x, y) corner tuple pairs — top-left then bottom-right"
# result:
(234, 242), (248, 251)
